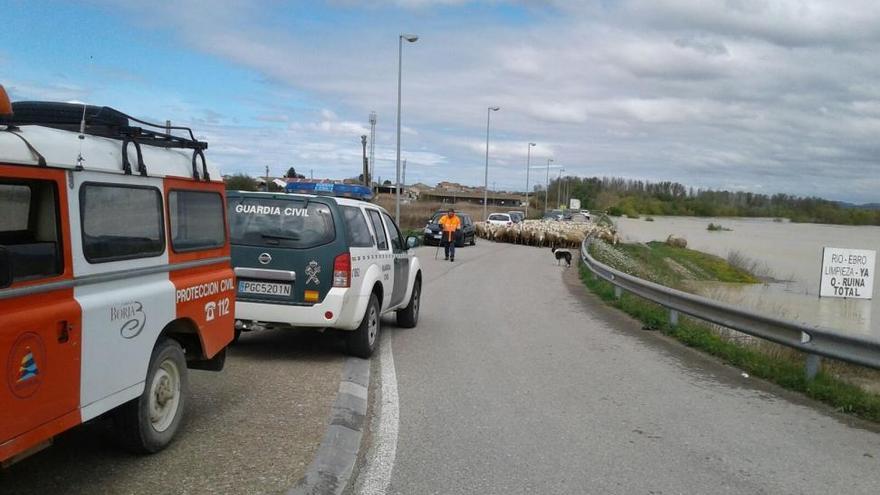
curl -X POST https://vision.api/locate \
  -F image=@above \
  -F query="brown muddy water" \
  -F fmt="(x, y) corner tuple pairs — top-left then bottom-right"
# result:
(615, 216), (880, 341)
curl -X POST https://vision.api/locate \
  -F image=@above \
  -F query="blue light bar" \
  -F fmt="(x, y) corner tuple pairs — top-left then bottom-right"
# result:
(285, 181), (374, 201)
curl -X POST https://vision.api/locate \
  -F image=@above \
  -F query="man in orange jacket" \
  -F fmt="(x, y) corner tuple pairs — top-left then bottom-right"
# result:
(438, 208), (462, 262)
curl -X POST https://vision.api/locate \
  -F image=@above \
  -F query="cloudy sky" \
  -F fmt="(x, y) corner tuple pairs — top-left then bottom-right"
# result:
(2, 0), (879, 202)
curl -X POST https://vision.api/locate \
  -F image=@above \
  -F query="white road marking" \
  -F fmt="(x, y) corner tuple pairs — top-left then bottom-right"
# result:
(357, 330), (400, 495)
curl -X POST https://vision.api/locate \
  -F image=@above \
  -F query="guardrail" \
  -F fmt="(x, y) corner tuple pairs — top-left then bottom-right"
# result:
(580, 226), (880, 377)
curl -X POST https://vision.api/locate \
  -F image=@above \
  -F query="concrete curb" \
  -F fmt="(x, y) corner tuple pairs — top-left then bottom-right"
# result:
(288, 356), (371, 495)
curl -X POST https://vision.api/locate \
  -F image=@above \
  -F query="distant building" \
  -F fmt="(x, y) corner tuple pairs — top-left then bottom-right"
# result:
(437, 181), (466, 192)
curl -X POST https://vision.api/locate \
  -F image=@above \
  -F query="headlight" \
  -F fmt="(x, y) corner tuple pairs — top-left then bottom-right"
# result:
(424, 227), (432, 234)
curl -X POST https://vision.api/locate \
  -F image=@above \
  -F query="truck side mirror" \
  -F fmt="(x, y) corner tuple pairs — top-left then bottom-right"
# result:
(0, 247), (12, 289)
(406, 236), (418, 249)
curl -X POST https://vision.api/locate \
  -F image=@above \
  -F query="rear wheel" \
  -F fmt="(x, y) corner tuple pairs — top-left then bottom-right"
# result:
(396, 278), (421, 328)
(347, 294), (380, 358)
(114, 338), (188, 454)
(470, 235), (476, 246)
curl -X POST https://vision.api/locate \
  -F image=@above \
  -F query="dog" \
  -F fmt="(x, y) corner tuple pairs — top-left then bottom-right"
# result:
(551, 247), (572, 267)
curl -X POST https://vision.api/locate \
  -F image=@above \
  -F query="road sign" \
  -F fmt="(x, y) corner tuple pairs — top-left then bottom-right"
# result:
(569, 198), (581, 210)
(820, 247), (875, 299)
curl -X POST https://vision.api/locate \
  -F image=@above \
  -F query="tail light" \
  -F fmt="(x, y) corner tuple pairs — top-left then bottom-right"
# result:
(333, 252), (351, 288)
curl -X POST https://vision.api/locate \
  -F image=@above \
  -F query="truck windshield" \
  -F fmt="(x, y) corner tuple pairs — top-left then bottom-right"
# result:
(227, 197), (335, 249)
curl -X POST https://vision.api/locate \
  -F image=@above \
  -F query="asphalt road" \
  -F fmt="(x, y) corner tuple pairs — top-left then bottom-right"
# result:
(1, 329), (345, 495)
(369, 241), (880, 494)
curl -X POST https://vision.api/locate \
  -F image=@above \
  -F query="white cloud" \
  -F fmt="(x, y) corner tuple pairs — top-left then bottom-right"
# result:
(81, 0), (880, 201)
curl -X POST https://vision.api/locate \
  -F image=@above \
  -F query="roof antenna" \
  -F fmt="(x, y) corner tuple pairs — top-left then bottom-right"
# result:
(75, 102), (86, 170)
(76, 55), (95, 171)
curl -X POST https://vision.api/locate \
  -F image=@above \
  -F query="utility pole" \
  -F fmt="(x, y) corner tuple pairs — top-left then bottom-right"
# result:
(310, 169), (313, 180)
(369, 111), (377, 190)
(544, 158), (553, 214)
(401, 159), (407, 201)
(265, 165), (270, 192)
(483, 106), (500, 221)
(556, 168), (565, 209)
(361, 135), (369, 186)
(525, 142), (535, 218)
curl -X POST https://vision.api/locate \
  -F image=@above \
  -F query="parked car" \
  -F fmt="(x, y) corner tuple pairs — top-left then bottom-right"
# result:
(542, 210), (564, 221)
(569, 212), (590, 223)
(227, 184), (423, 358)
(507, 211), (525, 223)
(423, 211), (476, 247)
(487, 213), (514, 226)
(0, 95), (234, 465)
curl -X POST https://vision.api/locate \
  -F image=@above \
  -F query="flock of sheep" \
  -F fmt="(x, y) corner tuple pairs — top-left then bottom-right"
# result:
(474, 219), (618, 249)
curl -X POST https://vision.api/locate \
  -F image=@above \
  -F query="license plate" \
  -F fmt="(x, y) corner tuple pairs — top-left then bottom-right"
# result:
(238, 280), (292, 296)
(434, 234), (442, 239)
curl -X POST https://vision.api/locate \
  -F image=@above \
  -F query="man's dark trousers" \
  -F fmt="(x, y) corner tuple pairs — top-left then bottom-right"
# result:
(443, 235), (456, 260)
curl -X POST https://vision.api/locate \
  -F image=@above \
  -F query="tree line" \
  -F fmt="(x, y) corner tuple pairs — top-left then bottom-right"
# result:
(547, 176), (880, 226)
(223, 170), (877, 226)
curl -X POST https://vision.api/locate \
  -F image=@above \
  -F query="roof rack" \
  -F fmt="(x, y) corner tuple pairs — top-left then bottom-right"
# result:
(0, 102), (208, 150)
(0, 101), (211, 180)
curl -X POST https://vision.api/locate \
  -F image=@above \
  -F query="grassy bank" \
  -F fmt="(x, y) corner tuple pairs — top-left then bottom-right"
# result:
(595, 241), (759, 288)
(581, 243), (880, 423)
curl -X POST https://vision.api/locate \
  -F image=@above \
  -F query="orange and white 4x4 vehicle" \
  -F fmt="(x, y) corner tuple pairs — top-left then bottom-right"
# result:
(0, 87), (235, 466)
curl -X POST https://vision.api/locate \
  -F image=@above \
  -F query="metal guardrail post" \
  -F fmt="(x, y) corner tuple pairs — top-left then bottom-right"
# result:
(802, 331), (821, 380)
(805, 354), (821, 380)
(614, 286), (623, 299)
(669, 309), (679, 328)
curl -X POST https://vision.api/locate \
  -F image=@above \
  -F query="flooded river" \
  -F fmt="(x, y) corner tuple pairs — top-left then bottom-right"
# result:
(615, 216), (880, 340)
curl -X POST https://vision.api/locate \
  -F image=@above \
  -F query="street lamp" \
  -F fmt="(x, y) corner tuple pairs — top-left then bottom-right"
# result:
(525, 142), (536, 218)
(483, 106), (500, 221)
(396, 33), (419, 224)
(544, 158), (553, 214)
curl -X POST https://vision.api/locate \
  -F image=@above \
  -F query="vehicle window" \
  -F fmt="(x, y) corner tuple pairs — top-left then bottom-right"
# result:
(382, 212), (403, 251)
(488, 214), (508, 221)
(342, 206), (374, 248)
(227, 197), (335, 249)
(366, 209), (388, 250)
(0, 180), (62, 281)
(431, 212), (445, 223)
(169, 190), (225, 251)
(0, 184), (30, 231)
(81, 183), (164, 263)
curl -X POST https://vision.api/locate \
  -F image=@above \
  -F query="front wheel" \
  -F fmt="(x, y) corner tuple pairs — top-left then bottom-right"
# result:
(396, 278), (421, 328)
(347, 294), (380, 358)
(470, 235), (476, 246)
(114, 338), (188, 454)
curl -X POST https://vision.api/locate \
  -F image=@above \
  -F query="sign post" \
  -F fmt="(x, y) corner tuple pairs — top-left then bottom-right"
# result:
(819, 247), (875, 299)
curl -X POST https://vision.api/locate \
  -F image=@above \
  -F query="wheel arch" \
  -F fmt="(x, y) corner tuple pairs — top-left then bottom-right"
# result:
(371, 280), (384, 308)
(158, 318), (226, 371)
(402, 257), (423, 307)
